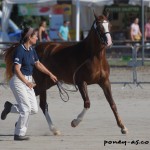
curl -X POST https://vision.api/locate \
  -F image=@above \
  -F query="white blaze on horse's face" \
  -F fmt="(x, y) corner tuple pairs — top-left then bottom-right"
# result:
(102, 20), (112, 47)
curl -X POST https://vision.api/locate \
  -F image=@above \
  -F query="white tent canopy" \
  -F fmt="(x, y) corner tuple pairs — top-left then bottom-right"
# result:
(129, 0), (150, 6)
(2, 0), (114, 41)
(72, 0), (113, 6)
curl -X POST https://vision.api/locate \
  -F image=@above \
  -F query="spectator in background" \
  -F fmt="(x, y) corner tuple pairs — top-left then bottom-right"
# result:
(38, 20), (51, 42)
(130, 17), (142, 41)
(145, 18), (150, 41)
(58, 20), (71, 41)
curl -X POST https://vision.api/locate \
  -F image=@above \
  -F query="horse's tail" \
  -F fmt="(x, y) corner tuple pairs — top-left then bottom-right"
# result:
(4, 43), (19, 81)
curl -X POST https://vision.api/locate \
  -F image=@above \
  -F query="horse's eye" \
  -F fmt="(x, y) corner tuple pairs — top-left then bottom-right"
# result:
(99, 23), (104, 30)
(96, 21), (101, 27)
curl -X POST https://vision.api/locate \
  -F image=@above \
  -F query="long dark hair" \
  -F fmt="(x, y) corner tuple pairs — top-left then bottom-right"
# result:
(5, 43), (19, 81)
(5, 27), (35, 81)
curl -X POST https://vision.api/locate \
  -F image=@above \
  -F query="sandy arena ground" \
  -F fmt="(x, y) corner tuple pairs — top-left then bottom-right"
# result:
(0, 67), (150, 150)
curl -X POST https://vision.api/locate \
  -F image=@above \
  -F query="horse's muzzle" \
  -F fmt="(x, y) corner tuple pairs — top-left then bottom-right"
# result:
(106, 33), (112, 47)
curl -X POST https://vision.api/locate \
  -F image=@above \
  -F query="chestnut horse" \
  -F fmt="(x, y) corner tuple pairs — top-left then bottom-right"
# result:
(33, 13), (128, 135)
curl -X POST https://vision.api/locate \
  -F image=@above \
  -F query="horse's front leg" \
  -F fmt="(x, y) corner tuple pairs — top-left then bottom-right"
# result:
(71, 81), (89, 127)
(39, 90), (61, 135)
(98, 79), (128, 134)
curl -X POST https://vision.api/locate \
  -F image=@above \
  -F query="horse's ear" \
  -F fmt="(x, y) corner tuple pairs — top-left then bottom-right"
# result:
(103, 8), (109, 19)
(93, 10), (98, 20)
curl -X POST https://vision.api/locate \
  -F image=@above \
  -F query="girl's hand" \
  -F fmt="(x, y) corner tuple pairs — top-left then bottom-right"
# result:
(50, 73), (57, 83)
(26, 82), (36, 89)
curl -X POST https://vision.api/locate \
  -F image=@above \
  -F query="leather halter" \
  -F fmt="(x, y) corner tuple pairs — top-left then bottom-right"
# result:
(93, 20), (110, 45)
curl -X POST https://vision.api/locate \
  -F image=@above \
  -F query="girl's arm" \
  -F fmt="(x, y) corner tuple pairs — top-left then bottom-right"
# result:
(38, 27), (43, 42)
(35, 61), (57, 82)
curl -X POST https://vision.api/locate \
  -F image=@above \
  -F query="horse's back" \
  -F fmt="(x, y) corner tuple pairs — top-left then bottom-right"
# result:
(35, 42), (78, 58)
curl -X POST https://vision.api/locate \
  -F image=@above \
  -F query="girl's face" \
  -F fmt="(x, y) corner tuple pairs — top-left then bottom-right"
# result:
(29, 32), (38, 45)
(135, 18), (139, 24)
(42, 21), (47, 27)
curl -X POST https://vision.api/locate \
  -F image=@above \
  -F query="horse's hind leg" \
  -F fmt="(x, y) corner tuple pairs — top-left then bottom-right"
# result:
(98, 79), (128, 134)
(71, 81), (89, 127)
(39, 90), (61, 135)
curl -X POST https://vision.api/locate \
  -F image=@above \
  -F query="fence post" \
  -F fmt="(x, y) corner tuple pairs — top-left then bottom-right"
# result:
(132, 45), (138, 84)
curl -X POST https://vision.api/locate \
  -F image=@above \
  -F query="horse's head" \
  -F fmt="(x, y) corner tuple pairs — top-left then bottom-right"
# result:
(93, 11), (112, 47)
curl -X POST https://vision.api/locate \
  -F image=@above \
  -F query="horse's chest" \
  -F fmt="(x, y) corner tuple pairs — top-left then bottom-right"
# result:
(92, 67), (106, 79)
(89, 59), (108, 80)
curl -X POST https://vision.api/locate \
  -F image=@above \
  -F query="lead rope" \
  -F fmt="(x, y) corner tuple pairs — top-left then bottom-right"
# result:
(56, 81), (69, 102)
(56, 59), (89, 102)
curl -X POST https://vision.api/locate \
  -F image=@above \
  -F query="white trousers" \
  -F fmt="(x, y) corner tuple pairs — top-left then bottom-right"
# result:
(9, 74), (38, 136)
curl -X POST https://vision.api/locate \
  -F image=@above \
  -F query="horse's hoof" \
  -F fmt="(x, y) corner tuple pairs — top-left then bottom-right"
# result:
(53, 130), (61, 136)
(50, 126), (61, 136)
(71, 119), (80, 128)
(121, 127), (128, 134)
(71, 119), (77, 127)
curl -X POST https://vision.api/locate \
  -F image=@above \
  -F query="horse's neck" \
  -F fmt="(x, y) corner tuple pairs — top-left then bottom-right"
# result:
(84, 28), (105, 59)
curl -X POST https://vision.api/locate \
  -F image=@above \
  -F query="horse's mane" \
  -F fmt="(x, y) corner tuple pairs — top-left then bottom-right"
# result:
(4, 43), (19, 81)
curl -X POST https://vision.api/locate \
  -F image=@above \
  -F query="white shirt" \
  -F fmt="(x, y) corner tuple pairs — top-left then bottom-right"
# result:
(131, 23), (140, 35)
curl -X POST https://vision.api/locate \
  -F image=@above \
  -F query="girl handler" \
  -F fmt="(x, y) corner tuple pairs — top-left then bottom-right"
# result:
(1, 27), (57, 141)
